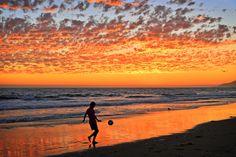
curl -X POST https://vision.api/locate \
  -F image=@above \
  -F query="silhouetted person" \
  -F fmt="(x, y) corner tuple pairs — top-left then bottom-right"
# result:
(83, 101), (101, 144)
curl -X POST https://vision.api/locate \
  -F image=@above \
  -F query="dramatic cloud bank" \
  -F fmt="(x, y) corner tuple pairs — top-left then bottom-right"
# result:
(0, 0), (236, 73)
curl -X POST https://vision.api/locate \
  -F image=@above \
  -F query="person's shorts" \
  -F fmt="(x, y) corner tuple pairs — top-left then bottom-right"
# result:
(89, 120), (98, 130)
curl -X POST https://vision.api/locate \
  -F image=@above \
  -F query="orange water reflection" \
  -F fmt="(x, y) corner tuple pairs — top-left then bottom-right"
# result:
(1, 103), (236, 157)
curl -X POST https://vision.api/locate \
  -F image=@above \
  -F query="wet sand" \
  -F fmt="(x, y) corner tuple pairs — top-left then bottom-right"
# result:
(53, 117), (236, 157)
(1, 103), (236, 157)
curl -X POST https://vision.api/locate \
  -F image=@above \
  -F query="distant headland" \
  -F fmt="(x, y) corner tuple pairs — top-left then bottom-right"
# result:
(219, 80), (236, 87)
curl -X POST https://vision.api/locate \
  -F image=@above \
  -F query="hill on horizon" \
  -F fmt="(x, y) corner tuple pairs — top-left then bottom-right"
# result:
(219, 81), (236, 87)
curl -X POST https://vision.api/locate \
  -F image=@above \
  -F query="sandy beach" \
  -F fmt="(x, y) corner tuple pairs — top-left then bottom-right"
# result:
(50, 103), (236, 157)
(53, 117), (236, 157)
(1, 103), (236, 157)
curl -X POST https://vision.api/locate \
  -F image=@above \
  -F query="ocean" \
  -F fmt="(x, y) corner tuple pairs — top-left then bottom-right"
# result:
(0, 87), (235, 129)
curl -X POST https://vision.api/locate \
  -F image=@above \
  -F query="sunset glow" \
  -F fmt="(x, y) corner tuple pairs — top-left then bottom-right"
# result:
(0, 0), (236, 87)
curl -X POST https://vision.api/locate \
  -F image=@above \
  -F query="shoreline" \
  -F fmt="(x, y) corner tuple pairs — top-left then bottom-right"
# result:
(1, 100), (233, 129)
(51, 117), (236, 157)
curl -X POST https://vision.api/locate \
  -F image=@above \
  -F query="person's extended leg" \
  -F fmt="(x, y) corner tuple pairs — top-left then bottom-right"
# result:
(88, 129), (98, 142)
(88, 135), (92, 142)
(92, 129), (99, 144)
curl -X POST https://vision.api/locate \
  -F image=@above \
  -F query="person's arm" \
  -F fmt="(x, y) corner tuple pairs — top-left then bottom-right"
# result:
(82, 111), (87, 123)
(95, 116), (101, 122)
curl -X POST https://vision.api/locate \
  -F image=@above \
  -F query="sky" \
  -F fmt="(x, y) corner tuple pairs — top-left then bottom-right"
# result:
(0, 0), (236, 87)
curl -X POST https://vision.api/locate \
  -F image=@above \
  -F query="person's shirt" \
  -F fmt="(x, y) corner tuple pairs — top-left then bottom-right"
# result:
(86, 107), (96, 121)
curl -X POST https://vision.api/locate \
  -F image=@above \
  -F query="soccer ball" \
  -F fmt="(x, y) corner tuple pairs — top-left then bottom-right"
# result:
(108, 120), (113, 125)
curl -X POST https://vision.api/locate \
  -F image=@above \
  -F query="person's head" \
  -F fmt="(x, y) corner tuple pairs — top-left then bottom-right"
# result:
(90, 101), (96, 108)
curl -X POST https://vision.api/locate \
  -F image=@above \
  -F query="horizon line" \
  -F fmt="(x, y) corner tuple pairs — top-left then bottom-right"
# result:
(0, 84), (222, 88)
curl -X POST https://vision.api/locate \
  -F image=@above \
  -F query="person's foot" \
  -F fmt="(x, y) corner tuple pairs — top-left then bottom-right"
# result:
(92, 141), (98, 144)
(88, 136), (91, 142)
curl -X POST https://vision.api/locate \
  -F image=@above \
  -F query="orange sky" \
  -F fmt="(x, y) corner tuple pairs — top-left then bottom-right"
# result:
(0, 0), (236, 87)
(1, 67), (236, 87)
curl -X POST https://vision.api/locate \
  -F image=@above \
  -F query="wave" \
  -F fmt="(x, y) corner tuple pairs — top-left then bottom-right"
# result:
(1, 93), (235, 111)
(125, 95), (155, 98)
(0, 88), (236, 112)
(0, 104), (86, 111)
(0, 95), (43, 101)
(0, 95), (19, 100)
(59, 93), (121, 98)
(0, 93), (122, 101)
(0, 113), (84, 124)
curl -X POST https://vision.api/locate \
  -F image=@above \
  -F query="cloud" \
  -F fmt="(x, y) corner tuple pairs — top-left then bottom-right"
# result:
(194, 15), (209, 23)
(87, 0), (124, 6)
(0, 0), (233, 42)
(0, 0), (236, 74)
(0, 3), (33, 10)
(168, 0), (193, 5)
(43, 5), (59, 13)
(1, 28), (236, 74)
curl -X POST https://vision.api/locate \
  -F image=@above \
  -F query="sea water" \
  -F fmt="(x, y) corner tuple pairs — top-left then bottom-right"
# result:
(0, 87), (235, 128)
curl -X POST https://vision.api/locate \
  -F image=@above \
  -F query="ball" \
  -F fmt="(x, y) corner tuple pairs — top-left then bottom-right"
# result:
(108, 120), (113, 125)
